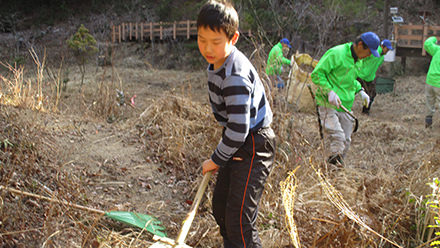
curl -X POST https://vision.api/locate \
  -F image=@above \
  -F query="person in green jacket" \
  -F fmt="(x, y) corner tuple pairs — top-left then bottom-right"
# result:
(311, 32), (379, 166)
(357, 39), (393, 115)
(424, 36), (440, 128)
(266, 38), (292, 89)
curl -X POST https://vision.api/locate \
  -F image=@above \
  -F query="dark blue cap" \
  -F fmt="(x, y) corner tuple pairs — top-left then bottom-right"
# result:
(381, 39), (394, 51)
(280, 38), (291, 48)
(360, 32), (380, 57)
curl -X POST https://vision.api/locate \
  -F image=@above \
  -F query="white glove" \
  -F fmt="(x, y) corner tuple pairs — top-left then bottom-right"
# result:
(328, 90), (341, 108)
(359, 89), (370, 107)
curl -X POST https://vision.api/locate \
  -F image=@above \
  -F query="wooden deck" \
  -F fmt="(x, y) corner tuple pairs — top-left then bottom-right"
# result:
(111, 20), (252, 43)
(394, 24), (440, 56)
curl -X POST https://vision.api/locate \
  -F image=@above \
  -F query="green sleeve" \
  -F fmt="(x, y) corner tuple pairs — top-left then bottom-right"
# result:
(424, 36), (439, 56)
(273, 47), (290, 65)
(282, 56), (291, 65)
(311, 50), (336, 95)
(355, 79), (362, 93)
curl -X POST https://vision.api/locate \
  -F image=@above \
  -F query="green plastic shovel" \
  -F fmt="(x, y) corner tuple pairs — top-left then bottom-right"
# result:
(0, 186), (166, 237)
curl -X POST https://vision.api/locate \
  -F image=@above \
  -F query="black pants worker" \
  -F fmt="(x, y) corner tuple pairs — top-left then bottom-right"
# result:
(212, 127), (275, 248)
(357, 77), (377, 114)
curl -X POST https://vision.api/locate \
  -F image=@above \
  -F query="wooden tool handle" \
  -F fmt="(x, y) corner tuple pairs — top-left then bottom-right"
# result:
(175, 171), (212, 245)
(339, 105), (357, 120)
(0, 186), (105, 215)
(339, 105), (359, 132)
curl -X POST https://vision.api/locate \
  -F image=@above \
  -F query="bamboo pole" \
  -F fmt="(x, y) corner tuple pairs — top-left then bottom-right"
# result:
(0, 186), (105, 215)
(129, 22), (132, 40)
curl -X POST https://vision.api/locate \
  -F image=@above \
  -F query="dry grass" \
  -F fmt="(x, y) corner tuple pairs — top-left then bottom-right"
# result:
(1, 46), (440, 248)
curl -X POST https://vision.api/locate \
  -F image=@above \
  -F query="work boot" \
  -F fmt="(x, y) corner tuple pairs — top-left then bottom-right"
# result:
(328, 154), (344, 167)
(426, 115), (433, 128)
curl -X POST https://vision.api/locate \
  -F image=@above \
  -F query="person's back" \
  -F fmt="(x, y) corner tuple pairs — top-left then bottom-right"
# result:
(266, 38), (292, 88)
(425, 37), (440, 88)
(356, 39), (393, 115)
(423, 36), (440, 128)
(358, 46), (384, 82)
(311, 42), (362, 111)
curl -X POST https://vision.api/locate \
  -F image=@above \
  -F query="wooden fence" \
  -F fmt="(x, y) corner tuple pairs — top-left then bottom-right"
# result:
(394, 24), (440, 55)
(111, 20), (252, 43)
(112, 20), (197, 43)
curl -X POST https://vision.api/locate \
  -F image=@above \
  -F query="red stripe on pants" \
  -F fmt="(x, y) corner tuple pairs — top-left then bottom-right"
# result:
(240, 133), (255, 248)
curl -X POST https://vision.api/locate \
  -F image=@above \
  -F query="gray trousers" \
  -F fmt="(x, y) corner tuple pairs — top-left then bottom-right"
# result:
(318, 106), (355, 157)
(425, 83), (440, 117)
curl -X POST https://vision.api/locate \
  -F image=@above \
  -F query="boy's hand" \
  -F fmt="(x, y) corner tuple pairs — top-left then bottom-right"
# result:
(202, 159), (219, 175)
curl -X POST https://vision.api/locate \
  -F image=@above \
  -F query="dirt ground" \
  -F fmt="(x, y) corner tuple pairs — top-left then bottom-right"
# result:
(1, 39), (440, 248)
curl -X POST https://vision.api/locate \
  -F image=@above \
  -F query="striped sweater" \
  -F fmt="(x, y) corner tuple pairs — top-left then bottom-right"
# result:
(207, 46), (273, 167)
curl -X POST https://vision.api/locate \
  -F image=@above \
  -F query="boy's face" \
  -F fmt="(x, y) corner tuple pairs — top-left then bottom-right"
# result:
(197, 26), (239, 70)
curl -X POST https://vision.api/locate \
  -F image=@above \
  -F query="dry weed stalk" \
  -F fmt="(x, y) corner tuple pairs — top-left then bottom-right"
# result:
(309, 160), (403, 248)
(97, 229), (152, 248)
(0, 47), (64, 112)
(280, 166), (301, 248)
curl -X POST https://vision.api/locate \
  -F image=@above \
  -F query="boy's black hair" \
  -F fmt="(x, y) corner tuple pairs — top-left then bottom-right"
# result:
(197, 0), (239, 40)
(354, 36), (368, 50)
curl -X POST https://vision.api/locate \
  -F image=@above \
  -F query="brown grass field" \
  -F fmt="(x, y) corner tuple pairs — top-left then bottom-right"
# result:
(0, 42), (439, 248)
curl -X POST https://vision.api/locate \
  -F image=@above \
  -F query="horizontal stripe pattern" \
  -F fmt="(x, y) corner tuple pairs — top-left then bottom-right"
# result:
(207, 47), (272, 166)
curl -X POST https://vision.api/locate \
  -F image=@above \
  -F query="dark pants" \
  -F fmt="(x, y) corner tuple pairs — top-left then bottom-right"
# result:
(212, 127), (275, 248)
(357, 77), (377, 113)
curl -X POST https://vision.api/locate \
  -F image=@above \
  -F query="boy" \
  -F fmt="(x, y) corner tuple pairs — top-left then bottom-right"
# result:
(423, 36), (440, 128)
(357, 39), (393, 114)
(197, 1), (275, 247)
(266, 38), (293, 89)
(311, 32), (379, 166)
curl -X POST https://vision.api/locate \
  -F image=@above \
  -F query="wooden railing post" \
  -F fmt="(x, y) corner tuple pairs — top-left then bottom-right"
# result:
(122, 22), (125, 41)
(141, 22), (144, 41)
(150, 22), (153, 40)
(112, 25), (115, 43)
(119, 24), (122, 43)
(160, 21), (163, 40)
(173, 21), (177, 40)
(129, 22), (132, 40)
(135, 22), (138, 41)
(422, 24), (428, 56)
(187, 20), (190, 39)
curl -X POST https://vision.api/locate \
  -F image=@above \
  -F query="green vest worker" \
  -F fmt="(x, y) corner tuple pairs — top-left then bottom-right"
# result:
(266, 38), (292, 89)
(357, 39), (393, 114)
(423, 36), (440, 128)
(311, 32), (379, 166)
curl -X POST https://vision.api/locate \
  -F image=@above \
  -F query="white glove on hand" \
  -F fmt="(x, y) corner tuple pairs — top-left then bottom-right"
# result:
(328, 90), (341, 108)
(359, 89), (370, 107)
